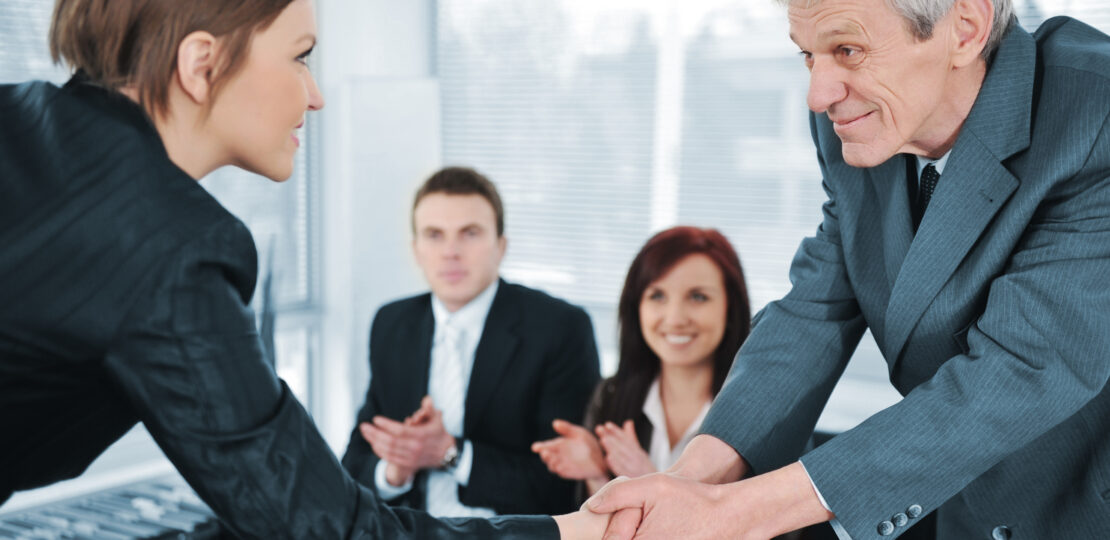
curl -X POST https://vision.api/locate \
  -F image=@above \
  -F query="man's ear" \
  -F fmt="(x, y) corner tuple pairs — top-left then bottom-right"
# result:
(175, 31), (220, 104)
(949, 0), (993, 68)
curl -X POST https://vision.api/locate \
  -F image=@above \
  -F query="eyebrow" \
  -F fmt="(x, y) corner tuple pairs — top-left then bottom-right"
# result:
(819, 24), (863, 40)
(789, 22), (865, 46)
(298, 34), (317, 46)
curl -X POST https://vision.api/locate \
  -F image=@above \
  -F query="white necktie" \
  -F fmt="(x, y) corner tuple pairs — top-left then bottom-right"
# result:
(426, 319), (493, 517)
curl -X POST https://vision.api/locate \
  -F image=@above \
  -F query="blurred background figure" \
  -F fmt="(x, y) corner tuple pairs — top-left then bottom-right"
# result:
(533, 226), (750, 496)
(342, 166), (601, 517)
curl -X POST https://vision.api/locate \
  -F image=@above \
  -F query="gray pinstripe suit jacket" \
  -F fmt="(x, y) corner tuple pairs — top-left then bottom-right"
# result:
(701, 18), (1110, 540)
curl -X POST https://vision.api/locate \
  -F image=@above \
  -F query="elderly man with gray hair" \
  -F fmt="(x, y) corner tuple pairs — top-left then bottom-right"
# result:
(585, 0), (1110, 539)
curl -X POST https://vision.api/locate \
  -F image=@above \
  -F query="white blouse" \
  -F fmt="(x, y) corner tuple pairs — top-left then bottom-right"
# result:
(640, 378), (713, 472)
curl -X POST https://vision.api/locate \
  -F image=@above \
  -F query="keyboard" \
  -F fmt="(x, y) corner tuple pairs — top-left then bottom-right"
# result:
(0, 476), (222, 539)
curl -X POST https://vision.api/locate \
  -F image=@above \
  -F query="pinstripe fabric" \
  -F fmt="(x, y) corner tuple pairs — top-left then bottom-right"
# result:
(701, 17), (1110, 540)
(0, 77), (556, 539)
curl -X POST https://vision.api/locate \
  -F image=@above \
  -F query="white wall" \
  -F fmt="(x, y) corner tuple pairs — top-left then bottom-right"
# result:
(313, 0), (443, 450)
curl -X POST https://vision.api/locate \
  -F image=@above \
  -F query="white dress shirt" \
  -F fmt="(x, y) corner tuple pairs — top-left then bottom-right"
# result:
(374, 280), (499, 518)
(642, 378), (712, 472)
(801, 150), (951, 540)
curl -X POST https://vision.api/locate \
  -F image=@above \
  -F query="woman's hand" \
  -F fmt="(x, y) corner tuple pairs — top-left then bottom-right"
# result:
(532, 419), (609, 482)
(596, 420), (656, 479)
(553, 506), (611, 540)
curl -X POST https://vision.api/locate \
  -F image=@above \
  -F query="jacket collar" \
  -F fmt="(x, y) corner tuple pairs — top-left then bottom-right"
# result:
(880, 24), (1034, 365)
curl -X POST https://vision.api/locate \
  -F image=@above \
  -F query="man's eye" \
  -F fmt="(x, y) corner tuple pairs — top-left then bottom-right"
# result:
(838, 46), (861, 60)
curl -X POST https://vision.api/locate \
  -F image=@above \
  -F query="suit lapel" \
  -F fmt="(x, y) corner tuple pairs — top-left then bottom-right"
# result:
(882, 144), (1018, 362)
(408, 300), (435, 409)
(464, 281), (520, 435)
(870, 155), (915, 290)
(881, 25), (1036, 364)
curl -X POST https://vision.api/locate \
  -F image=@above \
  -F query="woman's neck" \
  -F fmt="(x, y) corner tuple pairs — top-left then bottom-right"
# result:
(119, 86), (223, 180)
(657, 361), (714, 449)
(658, 361), (714, 406)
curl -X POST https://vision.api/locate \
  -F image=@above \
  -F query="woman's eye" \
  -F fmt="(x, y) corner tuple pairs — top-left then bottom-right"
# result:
(296, 48), (314, 65)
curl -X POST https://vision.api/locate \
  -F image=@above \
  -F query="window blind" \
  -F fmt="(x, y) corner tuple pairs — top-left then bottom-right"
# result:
(437, 0), (1110, 383)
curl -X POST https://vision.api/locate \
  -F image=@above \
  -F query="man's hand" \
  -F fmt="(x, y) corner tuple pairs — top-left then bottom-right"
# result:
(596, 420), (655, 478)
(359, 396), (455, 472)
(667, 434), (748, 484)
(586, 474), (728, 540)
(586, 462), (834, 540)
(532, 419), (609, 481)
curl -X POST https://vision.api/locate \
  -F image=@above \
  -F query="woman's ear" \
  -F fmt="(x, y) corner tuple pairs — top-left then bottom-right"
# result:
(949, 0), (993, 68)
(174, 31), (220, 104)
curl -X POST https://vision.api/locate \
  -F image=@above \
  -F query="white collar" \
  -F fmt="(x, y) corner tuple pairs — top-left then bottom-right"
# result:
(431, 279), (500, 336)
(914, 150), (951, 178)
(641, 377), (712, 452)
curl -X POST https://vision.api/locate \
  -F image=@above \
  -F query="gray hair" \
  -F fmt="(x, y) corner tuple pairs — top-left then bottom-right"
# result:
(779, 0), (1015, 60)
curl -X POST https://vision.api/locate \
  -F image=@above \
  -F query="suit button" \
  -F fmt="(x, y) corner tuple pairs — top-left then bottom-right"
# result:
(892, 513), (908, 527)
(992, 525), (1012, 540)
(906, 504), (922, 518)
(878, 521), (895, 536)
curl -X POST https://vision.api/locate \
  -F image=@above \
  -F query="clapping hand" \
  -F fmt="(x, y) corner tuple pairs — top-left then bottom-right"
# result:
(596, 420), (656, 478)
(532, 419), (608, 482)
(359, 396), (455, 486)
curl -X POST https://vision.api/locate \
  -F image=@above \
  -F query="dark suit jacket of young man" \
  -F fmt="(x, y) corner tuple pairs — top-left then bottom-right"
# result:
(701, 18), (1110, 540)
(0, 77), (556, 539)
(342, 279), (601, 515)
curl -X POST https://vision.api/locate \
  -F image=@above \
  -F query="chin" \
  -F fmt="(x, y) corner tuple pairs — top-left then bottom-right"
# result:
(840, 142), (896, 169)
(258, 162), (295, 182)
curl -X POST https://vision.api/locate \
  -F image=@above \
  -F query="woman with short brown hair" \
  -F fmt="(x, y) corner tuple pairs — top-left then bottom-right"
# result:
(0, 1), (603, 537)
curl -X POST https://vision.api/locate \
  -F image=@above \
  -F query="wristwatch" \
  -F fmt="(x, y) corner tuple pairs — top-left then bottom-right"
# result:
(440, 437), (463, 470)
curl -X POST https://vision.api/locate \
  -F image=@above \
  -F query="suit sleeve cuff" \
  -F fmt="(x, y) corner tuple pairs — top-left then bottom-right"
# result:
(800, 460), (854, 540)
(453, 439), (474, 487)
(374, 459), (413, 500)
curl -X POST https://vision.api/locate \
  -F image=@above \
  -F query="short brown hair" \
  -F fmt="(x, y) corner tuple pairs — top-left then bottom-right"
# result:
(49, 0), (294, 118)
(412, 167), (505, 237)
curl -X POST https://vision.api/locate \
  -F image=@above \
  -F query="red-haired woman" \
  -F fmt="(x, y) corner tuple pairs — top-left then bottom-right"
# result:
(533, 226), (751, 495)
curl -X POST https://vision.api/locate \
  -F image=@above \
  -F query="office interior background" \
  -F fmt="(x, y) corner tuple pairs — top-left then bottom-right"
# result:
(2, 0), (1107, 513)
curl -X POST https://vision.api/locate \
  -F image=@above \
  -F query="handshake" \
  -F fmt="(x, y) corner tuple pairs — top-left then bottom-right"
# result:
(551, 473), (716, 540)
(548, 435), (832, 540)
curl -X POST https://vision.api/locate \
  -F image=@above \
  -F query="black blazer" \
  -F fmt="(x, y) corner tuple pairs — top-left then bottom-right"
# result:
(342, 280), (601, 515)
(0, 77), (555, 538)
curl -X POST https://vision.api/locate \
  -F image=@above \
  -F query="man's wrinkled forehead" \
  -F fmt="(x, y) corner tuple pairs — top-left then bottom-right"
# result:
(789, 18), (867, 47)
(786, 0), (895, 44)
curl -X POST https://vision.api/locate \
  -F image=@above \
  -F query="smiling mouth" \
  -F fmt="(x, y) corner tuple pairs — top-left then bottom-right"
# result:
(832, 111), (874, 131)
(664, 334), (694, 345)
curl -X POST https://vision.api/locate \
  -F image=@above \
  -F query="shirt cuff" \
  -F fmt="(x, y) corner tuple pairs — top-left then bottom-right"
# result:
(452, 439), (474, 487)
(374, 459), (413, 500)
(800, 460), (854, 540)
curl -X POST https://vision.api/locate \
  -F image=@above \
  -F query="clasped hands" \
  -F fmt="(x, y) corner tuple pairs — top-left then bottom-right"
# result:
(552, 435), (834, 540)
(358, 395), (455, 487)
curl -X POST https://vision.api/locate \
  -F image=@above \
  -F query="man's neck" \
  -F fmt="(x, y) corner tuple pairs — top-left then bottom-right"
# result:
(903, 59), (988, 159)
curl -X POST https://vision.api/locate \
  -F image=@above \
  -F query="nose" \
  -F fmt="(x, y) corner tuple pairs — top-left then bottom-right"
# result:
(663, 300), (691, 327)
(806, 57), (848, 113)
(306, 70), (325, 111)
(441, 237), (462, 258)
